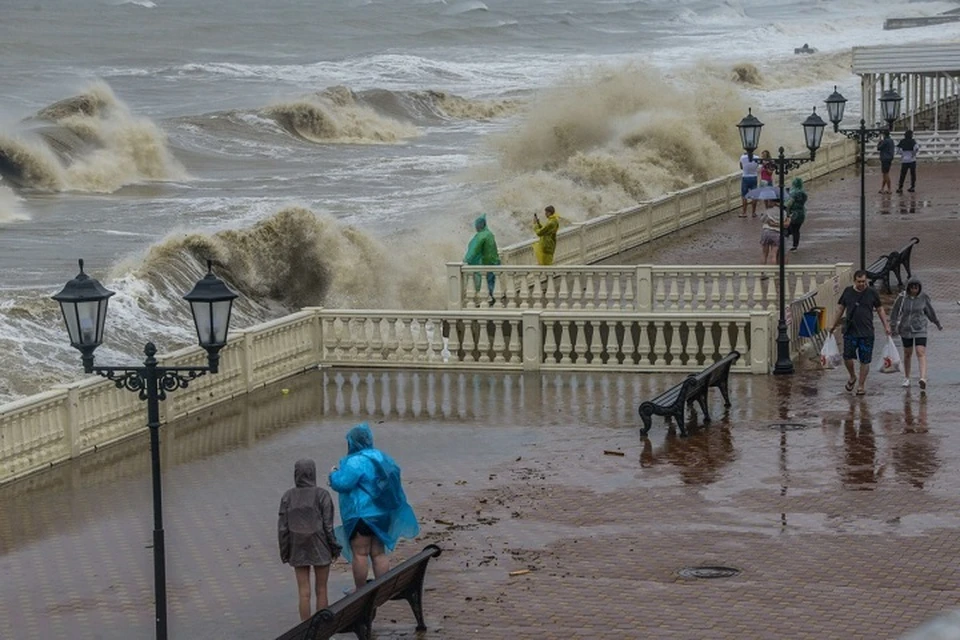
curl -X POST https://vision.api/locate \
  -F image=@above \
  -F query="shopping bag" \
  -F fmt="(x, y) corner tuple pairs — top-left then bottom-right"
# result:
(819, 335), (842, 369)
(879, 337), (902, 374)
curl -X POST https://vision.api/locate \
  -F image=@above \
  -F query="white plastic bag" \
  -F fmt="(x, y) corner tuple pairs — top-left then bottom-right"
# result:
(879, 337), (902, 374)
(819, 335), (842, 369)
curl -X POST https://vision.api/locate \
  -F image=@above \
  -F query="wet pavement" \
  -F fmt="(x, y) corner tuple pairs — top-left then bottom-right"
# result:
(1, 162), (959, 639)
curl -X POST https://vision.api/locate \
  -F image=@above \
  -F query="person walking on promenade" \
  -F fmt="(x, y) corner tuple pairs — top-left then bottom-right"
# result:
(890, 277), (942, 391)
(896, 129), (920, 194)
(877, 130), (895, 194)
(759, 207), (788, 265)
(533, 205), (560, 265)
(278, 459), (341, 620)
(739, 151), (760, 218)
(463, 214), (500, 304)
(759, 150), (775, 210)
(329, 423), (419, 591)
(784, 176), (807, 251)
(831, 270), (892, 396)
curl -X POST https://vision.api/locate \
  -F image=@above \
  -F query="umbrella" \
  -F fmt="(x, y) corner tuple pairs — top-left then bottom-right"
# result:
(746, 185), (789, 201)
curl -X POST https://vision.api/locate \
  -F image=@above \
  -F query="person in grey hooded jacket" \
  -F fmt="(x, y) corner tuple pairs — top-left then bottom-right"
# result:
(890, 277), (942, 390)
(279, 459), (341, 620)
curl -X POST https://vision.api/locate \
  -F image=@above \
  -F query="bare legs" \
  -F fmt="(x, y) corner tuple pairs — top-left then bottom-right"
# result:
(350, 534), (389, 589)
(294, 565), (331, 621)
(843, 358), (869, 393)
(902, 345), (928, 382)
(880, 171), (891, 194)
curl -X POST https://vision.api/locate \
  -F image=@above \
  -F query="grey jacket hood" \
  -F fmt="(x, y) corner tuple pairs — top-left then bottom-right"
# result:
(294, 459), (317, 488)
(906, 276), (922, 295)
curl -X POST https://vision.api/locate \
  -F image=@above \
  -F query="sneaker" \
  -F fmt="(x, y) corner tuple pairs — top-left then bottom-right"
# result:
(896, 189), (903, 194)
(789, 247), (798, 252)
(902, 378), (910, 387)
(919, 378), (926, 390)
(908, 187), (915, 192)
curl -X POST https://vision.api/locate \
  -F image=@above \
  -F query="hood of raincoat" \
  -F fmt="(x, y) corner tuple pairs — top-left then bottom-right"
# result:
(474, 214), (487, 231)
(346, 423), (374, 454)
(294, 459), (317, 488)
(790, 177), (804, 192)
(906, 276), (922, 295)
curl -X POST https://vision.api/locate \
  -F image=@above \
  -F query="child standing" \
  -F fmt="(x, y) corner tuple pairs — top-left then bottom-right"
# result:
(279, 459), (341, 620)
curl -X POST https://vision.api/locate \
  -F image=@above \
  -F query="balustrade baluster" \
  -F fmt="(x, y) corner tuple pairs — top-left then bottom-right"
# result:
(733, 320), (747, 361)
(793, 276), (805, 301)
(623, 275), (635, 311)
(347, 318), (360, 360)
(400, 318), (415, 362)
(609, 274), (621, 310)
(765, 275), (778, 309)
(369, 317), (383, 360)
(507, 319), (521, 364)
(461, 320), (477, 363)
(654, 275), (666, 310)
(493, 320), (506, 364)
(518, 273), (531, 309)
(653, 320), (667, 366)
(681, 276), (694, 311)
(751, 276), (764, 311)
(603, 321), (618, 366)
(543, 319), (558, 364)
(739, 274), (751, 309)
(695, 273), (707, 309)
(571, 273), (583, 309)
(573, 320), (588, 364)
(414, 319), (430, 362)
(680, 320), (693, 366)
(584, 274), (596, 310)
(532, 272), (545, 309)
(477, 318), (492, 364)
(587, 320), (603, 365)
(635, 319), (648, 367)
(558, 273), (570, 310)
(622, 320), (636, 366)
(559, 321), (573, 365)
(718, 319), (733, 362)
(711, 272), (722, 308)
(465, 271), (480, 308)
(504, 272), (518, 309)
(667, 274), (680, 309)
(545, 272), (557, 309)
(385, 318), (400, 361)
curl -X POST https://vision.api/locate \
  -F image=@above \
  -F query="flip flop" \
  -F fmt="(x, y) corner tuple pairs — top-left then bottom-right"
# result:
(845, 379), (856, 392)
(855, 388), (866, 396)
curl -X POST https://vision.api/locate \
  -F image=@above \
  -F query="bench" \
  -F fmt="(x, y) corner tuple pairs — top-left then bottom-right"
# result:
(275, 545), (443, 640)
(867, 237), (919, 293)
(638, 351), (740, 437)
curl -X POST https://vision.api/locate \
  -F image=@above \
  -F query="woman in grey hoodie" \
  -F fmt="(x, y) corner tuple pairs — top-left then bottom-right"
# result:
(890, 277), (942, 390)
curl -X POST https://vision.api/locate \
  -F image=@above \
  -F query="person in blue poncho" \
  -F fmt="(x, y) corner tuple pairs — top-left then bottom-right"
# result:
(329, 423), (420, 589)
(463, 214), (500, 303)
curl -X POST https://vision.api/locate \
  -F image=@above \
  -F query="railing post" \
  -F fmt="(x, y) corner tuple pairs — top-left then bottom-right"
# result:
(302, 307), (326, 369)
(636, 265), (653, 312)
(241, 331), (255, 393)
(750, 310), (772, 374)
(521, 311), (542, 372)
(58, 385), (81, 458)
(446, 262), (463, 310)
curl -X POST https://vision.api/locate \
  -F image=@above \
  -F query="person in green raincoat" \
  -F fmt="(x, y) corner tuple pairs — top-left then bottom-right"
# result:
(463, 214), (500, 301)
(784, 177), (807, 251)
(533, 205), (559, 265)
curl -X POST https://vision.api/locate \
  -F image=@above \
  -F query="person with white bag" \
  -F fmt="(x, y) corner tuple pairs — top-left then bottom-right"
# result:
(890, 277), (943, 391)
(831, 270), (892, 396)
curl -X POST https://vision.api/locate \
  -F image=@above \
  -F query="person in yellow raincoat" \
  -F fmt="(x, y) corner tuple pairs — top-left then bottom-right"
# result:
(533, 205), (559, 265)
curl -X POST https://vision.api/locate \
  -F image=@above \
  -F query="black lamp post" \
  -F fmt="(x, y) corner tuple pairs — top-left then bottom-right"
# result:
(824, 85), (902, 270)
(52, 259), (238, 640)
(737, 107), (827, 375)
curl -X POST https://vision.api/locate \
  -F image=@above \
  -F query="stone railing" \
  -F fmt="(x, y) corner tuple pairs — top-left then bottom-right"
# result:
(497, 137), (857, 266)
(0, 310), (320, 485)
(448, 263), (852, 312)
(317, 308), (773, 375)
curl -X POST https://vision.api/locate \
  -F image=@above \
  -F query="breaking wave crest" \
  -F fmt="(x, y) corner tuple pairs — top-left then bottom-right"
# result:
(0, 81), (185, 192)
(0, 185), (28, 222)
(137, 206), (450, 311)
(486, 63), (747, 222)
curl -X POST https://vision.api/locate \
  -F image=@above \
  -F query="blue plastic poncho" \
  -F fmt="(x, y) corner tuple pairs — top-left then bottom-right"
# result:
(328, 423), (420, 562)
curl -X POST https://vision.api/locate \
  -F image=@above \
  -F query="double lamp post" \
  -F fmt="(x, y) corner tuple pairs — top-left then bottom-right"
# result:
(52, 259), (238, 640)
(736, 107), (827, 375)
(736, 85), (903, 374)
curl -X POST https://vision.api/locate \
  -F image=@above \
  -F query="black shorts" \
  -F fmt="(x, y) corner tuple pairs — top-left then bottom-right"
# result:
(350, 518), (375, 540)
(901, 337), (927, 348)
(881, 159), (892, 174)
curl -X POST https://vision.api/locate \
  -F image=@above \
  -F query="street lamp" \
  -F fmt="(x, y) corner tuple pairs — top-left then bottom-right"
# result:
(824, 85), (902, 270)
(52, 258), (238, 640)
(736, 107), (826, 375)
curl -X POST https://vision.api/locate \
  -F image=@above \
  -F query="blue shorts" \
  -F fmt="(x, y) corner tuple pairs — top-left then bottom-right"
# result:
(741, 176), (758, 197)
(843, 335), (875, 364)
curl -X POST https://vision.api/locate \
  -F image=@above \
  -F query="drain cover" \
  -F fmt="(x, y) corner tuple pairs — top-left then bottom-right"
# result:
(769, 422), (808, 431)
(677, 566), (741, 579)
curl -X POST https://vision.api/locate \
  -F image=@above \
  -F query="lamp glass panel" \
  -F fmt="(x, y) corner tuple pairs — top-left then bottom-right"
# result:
(880, 92), (902, 123)
(211, 299), (233, 344)
(60, 302), (81, 346)
(77, 300), (101, 345)
(190, 301), (213, 345)
(826, 98), (845, 124)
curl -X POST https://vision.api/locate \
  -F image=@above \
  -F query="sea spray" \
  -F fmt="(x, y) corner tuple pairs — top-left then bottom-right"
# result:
(485, 63), (750, 225)
(0, 184), (28, 222)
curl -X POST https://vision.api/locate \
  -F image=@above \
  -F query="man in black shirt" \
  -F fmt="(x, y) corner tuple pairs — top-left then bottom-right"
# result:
(831, 270), (891, 395)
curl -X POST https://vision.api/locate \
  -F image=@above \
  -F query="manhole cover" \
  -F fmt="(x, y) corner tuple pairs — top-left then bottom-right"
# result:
(769, 422), (809, 431)
(677, 566), (741, 579)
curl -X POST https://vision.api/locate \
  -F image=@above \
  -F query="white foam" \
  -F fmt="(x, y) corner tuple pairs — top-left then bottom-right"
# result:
(0, 184), (28, 223)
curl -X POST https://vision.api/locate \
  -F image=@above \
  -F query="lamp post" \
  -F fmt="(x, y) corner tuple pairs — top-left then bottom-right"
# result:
(52, 259), (238, 640)
(737, 107), (827, 375)
(824, 86), (902, 271)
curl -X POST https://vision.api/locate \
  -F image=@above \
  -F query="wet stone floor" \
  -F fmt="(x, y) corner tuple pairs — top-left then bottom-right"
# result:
(2, 162), (960, 638)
